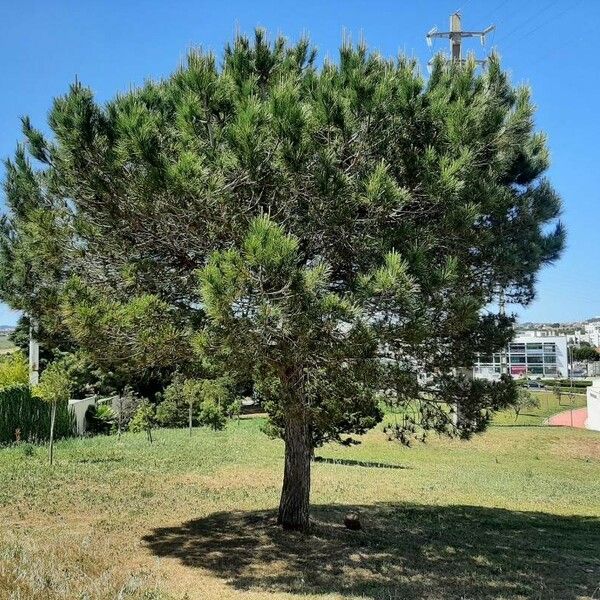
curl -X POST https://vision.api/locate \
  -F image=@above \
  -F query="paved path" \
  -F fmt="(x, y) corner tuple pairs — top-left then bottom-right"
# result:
(546, 407), (588, 428)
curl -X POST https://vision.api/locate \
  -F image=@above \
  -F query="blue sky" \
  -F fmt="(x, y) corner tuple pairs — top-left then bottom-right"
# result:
(1, 0), (598, 326)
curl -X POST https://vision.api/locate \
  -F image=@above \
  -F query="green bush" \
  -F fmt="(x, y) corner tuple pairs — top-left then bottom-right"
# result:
(542, 379), (591, 388)
(129, 400), (156, 442)
(0, 384), (74, 444)
(85, 403), (116, 435)
(199, 396), (226, 431)
(155, 375), (192, 427)
(156, 376), (239, 430)
(0, 352), (28, 388)
(155, 397), (182, 427)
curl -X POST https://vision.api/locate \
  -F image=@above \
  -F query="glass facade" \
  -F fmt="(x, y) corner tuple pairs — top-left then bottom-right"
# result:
(474, 341), (561, 378)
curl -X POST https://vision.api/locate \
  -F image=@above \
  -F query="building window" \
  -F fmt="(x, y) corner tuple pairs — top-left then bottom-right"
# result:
(526, 343), (543, 351)
(528, 355), (544, 364)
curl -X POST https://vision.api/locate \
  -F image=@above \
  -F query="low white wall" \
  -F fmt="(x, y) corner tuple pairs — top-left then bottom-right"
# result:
(586, 381), (600, 431)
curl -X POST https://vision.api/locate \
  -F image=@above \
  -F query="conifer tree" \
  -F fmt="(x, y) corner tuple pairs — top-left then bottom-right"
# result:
(3, 32), (564, 531)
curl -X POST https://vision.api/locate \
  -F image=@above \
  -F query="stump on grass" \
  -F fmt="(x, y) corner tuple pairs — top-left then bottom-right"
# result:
(344, 512), (361, 530)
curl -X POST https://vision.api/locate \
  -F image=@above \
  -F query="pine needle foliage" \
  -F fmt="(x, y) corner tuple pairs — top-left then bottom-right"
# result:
(3, 31), (564, 528)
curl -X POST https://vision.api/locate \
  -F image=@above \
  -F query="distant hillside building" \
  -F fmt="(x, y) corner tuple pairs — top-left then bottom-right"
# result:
(473, 334), (568, 380)
(584, 322), (600, 348)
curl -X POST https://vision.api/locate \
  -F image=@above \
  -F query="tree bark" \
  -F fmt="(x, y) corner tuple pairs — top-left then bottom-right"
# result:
(277, 408), (312, 532)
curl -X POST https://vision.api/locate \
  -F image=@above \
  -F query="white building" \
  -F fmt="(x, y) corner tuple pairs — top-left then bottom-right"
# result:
(584, 322), (600, 348)
(586, 380), (600, 431)
(473, 334), (568, 381)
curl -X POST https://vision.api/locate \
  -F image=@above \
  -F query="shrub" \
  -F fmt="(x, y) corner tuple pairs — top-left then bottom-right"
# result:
(542, 379), (591, 388)
(0, 384), (73, 444)
(155, 375), (191, 428)
(112, 386), (143, 434)
(85, 403), (116, 435)
(156, 376), (240, 431)
(198, 379), (233, 430)
(0, 352), (28, 388)
(129, 400), (156, 442)
(20, 442), (35, 457)
(155, 397), (181, 427)
(199, 396), (226, 431)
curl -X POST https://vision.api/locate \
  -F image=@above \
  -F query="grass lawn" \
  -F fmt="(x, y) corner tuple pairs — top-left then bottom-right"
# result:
(0, 399), (598, 600)
(492, 391), (588, 426)
(0, 335), (16, 355)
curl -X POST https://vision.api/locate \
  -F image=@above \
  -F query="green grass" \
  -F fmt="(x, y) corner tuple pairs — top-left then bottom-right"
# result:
(0, 407), (598, 600)
(0, 335), (16, 352)
(491, 391), (588, 426)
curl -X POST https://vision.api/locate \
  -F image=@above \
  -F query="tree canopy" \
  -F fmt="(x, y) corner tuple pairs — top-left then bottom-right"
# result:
(0, 31), (564, 530)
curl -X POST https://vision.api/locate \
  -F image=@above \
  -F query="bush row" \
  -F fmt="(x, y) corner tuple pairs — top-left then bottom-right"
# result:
(541, 379), (592, 388)
(0, 384), (74, 444)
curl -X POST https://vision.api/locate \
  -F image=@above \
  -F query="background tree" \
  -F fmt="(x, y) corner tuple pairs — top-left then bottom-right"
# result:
(0, 141), (72, 356)
(35, 360), (71, 465)
(129, 400), (156, 443)
(512, 387), (540, 421)
(553, 383), (563, 406)
(6, 32), (564, 531)
(572, 345), (599, 362)
(157, 375), (236, 433)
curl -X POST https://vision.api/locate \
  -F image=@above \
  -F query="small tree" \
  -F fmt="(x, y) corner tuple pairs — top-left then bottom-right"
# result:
(35, 361), (71, 465)
(512, 388), (540, 421)
(158, 375), (202, 435)
(553, 383), (563, 406)
(158, 376), (234, 434)
(198, 379), (232, 431)
(115, 386), (142, 439)
(129, 400), (156, 443)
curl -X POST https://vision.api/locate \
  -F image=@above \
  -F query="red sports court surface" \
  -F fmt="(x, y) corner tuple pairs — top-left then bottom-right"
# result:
(546, 408), (588, 428)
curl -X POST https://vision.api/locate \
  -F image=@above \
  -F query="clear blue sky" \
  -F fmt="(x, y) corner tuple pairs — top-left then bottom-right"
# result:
(1, 0), (598, 326)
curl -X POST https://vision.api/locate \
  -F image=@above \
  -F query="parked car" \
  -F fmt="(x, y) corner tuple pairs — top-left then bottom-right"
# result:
(526, 381), (545, 389)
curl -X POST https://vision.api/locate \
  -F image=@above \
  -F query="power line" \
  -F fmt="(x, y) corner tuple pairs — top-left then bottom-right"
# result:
(495, 0), (562, 44)
(514, 0), (584, 42)
(485, 0), (512, 19)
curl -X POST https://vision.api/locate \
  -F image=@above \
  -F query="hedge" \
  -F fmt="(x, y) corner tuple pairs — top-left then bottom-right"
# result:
(0, 384), (74, 444)
(541, 379), (592, 388)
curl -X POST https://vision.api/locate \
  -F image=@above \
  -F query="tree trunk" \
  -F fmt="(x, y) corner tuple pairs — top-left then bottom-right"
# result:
(277, 409), (312, 532)
(189, 403), (193, 437)
(49, 401), (56, 466)
(117, 397), (122, 441)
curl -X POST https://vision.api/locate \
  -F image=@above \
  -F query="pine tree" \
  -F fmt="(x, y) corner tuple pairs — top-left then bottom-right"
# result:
(5, 31), (564, 531)
(0, 139), (71, 352)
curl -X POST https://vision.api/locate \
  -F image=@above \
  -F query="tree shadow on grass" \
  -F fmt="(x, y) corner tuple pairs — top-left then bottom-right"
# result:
(143, 503), (600, 599)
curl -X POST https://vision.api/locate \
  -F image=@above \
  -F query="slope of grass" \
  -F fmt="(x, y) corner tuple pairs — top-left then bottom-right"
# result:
(491, 391), (588, 426)
(0, 411), (598, 600)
